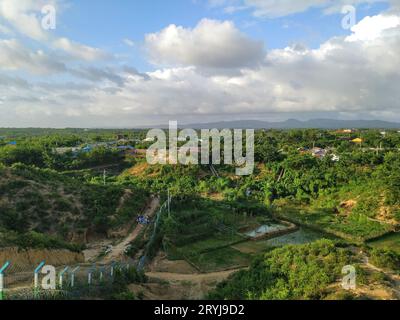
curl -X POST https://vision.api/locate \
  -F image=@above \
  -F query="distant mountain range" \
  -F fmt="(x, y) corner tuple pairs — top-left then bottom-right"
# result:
(176, 119), (400, 129)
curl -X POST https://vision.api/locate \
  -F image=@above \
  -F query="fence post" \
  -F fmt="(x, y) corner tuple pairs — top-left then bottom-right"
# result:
(34, 261), (45, 299)
(0, 274), (3, 300)
(88, 264), (96, 286)
(0, 261), (11, 300)
(110, 261), (116, 277)
(70, 267), (80, 288)
(59, 267), (69, 289)
(34, 261), (46, 289)
(99, 266), (105, 282)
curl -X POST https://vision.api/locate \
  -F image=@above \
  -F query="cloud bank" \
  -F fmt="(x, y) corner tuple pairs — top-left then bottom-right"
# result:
(0, 0), (399, 127)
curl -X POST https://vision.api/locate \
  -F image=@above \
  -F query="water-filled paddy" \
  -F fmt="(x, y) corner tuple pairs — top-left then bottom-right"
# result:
(232, 227), (329, 254)
(263, 228), (329, 246)
(244, 223), (290, 238)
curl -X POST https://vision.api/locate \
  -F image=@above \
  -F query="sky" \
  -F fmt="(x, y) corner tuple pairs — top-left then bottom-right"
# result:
(0, 0), (399, 128)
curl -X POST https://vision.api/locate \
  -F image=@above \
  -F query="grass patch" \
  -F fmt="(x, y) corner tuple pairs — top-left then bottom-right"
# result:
(368, 232), (400, 254)
(187, 247), (251, 272)
(274, 203), (391, 242)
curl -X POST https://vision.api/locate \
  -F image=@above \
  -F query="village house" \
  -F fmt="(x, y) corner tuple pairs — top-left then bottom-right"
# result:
(298, 146), (339, 161)
(311, 147), (327, 159)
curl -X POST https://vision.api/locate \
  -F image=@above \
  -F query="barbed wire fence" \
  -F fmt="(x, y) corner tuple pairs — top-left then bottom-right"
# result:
(0, 192), (172, 300)
(0, 196), (170, 300)
(0, 260), (138, 300)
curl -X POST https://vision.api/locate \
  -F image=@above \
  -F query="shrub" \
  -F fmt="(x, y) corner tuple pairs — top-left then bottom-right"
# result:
(369, 248), (400, 271)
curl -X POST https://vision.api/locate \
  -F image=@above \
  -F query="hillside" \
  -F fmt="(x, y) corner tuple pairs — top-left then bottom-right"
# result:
(208, 240), (400, 300)
(0, 128), (399, 300)
(0, 163), (150, 250)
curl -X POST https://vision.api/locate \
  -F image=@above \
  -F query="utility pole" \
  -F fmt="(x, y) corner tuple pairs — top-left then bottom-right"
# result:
(103, 169), (106, 186)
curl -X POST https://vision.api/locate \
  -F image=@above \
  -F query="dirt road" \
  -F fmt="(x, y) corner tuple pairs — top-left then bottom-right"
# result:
(84, 198), (160, 263)
(101, 196), (160, 263)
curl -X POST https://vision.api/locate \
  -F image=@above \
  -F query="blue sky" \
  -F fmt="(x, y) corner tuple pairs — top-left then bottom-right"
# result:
(58, 0), (390, 71)
(0, 0), (399, 127)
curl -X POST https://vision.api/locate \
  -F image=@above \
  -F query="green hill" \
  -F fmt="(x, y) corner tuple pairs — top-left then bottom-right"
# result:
(0, 163), (149, 250)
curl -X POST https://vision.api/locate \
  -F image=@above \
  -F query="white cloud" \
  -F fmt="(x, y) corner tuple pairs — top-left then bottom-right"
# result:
(53, 38), (110, 61)
(346, 14), (400, 41)
(210, 0), (393, 18)
(0, 0), (52, 41)
(0, 0), (109, 62)
(123, 38), (135, 47)
(246, 0), (327, 17)
(145, 19), (265, 68)
(2, 12), (400, 126)
(69, 66), (125, 86)
(67, 14), (400, 123)
(0, 39), (66, 74)
(1, 4), (400, 127)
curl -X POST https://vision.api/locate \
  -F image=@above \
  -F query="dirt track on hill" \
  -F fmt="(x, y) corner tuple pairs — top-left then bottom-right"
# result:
(102, 196), (160, 263)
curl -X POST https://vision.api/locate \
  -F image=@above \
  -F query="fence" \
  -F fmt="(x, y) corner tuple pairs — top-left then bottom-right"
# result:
(0, 197), (168, 300)
(0, 260), (135, 300)
(137, 198), (169, 270)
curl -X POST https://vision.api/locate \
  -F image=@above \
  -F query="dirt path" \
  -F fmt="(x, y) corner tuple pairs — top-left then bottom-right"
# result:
(114, 189), (133, 212)
(141, 268), (245, 300)
(101, 196), (160, 263)
(363, 257), (400, 298)
(146, 268), (245, 282)
(83, 239), (113, 262)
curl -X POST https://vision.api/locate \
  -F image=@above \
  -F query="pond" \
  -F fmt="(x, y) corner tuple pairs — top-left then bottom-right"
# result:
(232, 227), (332, 254)
(244, 223), (290, 238)
(263, 227), (329, 247)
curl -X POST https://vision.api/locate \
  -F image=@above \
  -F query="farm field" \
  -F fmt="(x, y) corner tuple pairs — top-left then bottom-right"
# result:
(274, 204), (394, 242)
